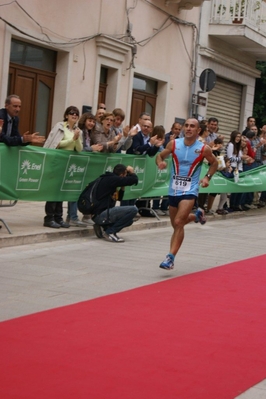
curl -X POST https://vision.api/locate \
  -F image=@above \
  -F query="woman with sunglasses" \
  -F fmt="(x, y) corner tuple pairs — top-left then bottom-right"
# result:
(43, 106), (85, 228)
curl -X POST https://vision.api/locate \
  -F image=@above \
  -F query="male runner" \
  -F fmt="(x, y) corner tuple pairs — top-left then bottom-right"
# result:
(156, 118), (218, 270)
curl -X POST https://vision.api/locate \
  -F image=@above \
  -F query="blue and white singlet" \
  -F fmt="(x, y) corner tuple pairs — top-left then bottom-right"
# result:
(169, 138), (205, 197)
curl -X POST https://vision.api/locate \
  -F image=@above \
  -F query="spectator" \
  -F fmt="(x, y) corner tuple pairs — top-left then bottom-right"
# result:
(124, 121), (164, 213)
(78, 112), (103, 153)
(164, 122), (182, 147)
(78, 112), (103, 225)
(43, 106), (85, 228)
(92, 164), (138, 243)
(134, 112), (151, 132)
(127, 120), (163, 156)
(248, 125), (266, 207)
(205, 117), (219, 147)
(95, 108), (106, 131)
(258, 125), (266, 207)
(205, 137), (224, 214)
(98, 102), (106, 111)
(150, 126), (169, 215)
(111, 108), (137, 153)
(242, 116), (256, 136)
(0, 94), (45, 146)
(240, 134), (257, 209)
(90, 112), (122, 153)
(198, 123), (210, 143)
(216, 156), (232, 215)
(226, 130), (245, 212)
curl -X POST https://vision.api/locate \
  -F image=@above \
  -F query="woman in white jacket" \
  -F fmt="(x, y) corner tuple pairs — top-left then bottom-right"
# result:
(43, 106), (84, 228)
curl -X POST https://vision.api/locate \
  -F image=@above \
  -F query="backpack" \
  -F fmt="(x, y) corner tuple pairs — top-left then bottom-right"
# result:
(77, 177), (103, 215)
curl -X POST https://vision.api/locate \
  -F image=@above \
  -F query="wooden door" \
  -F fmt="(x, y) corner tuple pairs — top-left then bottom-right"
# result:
(8, 63), (55, 138)
(130, 90), (156, 126)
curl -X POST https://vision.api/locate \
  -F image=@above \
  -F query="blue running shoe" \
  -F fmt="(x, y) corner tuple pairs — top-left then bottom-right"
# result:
(159, 255), (174, 270)
(194, 208), (206, 225)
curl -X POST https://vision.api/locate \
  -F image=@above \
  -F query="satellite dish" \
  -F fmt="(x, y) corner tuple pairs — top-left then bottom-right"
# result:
(199, 69), (216, 92)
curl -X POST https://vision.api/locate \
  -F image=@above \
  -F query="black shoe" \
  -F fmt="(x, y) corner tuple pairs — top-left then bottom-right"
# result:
(43, 220), (60, 228)
(58, 221), (70, 228)
(233, 206), (244, 212)
(93, 224), (103, 238)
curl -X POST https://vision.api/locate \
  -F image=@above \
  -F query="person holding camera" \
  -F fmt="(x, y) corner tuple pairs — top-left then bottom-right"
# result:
(92, 164), (138, 243)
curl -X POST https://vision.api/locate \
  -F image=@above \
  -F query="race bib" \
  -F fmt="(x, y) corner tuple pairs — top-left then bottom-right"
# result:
(172, 175), (191, 191)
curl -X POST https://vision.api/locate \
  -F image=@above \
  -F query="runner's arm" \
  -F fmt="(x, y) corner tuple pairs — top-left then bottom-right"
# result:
(156, 141), (173, 169)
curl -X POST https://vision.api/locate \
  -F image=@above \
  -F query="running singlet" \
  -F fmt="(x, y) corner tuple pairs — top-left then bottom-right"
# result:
(169, 138), (205, 197)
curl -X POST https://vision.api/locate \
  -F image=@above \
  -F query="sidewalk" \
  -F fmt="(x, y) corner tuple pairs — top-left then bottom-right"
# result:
(0, 200), (265, 248)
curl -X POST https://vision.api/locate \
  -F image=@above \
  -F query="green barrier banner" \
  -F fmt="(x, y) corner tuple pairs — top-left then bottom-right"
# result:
(0, 144), (266, 201)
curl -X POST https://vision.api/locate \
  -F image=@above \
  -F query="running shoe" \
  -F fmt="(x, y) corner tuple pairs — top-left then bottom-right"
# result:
(159, 255), (174, 270)
(102, 232), (124, 243)
(194, 208), (207, 225)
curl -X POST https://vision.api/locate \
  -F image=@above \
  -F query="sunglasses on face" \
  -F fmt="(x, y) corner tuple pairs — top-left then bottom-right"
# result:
(68, 111), (79, 116)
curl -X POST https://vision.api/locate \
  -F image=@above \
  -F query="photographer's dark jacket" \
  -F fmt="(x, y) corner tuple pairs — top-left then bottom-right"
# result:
(93, 171), (138, 216)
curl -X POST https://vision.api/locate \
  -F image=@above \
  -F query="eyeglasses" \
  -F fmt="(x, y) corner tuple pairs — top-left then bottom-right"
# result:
(68, 111), (79, 116)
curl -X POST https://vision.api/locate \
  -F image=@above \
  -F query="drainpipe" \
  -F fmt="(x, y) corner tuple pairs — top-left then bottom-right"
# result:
(190, 3), (203, 118)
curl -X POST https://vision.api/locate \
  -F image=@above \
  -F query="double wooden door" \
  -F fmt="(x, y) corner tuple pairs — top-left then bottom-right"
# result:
(8, 63), (55, 139)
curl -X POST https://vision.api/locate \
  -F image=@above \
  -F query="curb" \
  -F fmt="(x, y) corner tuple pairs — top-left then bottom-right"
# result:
(0, 208), (264, 248)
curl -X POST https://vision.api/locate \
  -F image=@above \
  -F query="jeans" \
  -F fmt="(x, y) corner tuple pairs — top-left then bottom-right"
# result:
(93, 206), (138, 234)
(67, 202), (79, 221)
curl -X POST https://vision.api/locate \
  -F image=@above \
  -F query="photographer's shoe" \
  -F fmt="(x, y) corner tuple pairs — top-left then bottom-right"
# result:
(93, 224), (103, 238)
(102, 232), (124, 243)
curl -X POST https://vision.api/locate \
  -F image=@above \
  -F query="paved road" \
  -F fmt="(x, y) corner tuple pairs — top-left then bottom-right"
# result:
(1, 214), (265, 320)
(0, 214), (265, 399)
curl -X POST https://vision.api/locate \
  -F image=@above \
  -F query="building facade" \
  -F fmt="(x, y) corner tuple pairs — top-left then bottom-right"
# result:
(196, 0), (266, 139)
(0, 0), (207, 138)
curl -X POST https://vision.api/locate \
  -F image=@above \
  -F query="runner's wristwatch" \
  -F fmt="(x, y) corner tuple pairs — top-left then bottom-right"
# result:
(205, 173), (212, 180)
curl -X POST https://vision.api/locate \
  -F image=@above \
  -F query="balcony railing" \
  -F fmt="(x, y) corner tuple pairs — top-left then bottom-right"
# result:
(210, 0), (266, 35)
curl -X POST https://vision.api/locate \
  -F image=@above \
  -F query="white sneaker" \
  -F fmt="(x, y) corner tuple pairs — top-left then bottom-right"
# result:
(102, 232), (124, 243)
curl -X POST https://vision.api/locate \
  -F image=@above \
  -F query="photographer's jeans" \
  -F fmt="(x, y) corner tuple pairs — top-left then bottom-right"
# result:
(94, 206), (138, 234)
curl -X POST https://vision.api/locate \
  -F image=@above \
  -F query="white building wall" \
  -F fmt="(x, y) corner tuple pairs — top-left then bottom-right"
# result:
(197, 1), (261, 130)
(0, 0), (202, 131)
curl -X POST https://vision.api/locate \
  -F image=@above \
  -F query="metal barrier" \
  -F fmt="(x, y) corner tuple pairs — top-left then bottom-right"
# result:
(136, 197), (167, 221)
(0, 200), (18, 234)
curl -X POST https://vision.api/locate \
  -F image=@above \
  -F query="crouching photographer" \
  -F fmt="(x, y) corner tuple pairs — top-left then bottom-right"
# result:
(91, 164), (138, 243)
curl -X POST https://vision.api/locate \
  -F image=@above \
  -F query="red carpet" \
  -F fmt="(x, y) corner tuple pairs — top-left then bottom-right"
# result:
(1, 255), (266, 399)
